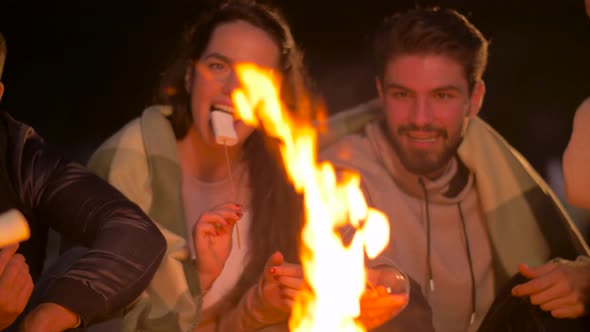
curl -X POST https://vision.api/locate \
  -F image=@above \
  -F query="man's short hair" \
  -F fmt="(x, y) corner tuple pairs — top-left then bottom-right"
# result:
(0, 32), (6, 79)
(374, 7), (488, 91)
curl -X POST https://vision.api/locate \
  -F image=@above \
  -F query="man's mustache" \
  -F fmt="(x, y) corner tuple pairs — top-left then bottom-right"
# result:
(397, 124), (448, 138)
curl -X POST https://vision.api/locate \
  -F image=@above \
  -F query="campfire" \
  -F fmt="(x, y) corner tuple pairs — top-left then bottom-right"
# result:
(233, 64), (390, 332)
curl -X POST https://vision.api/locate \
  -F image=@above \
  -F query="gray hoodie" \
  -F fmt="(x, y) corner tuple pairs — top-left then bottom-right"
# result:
(322, 119), (494, 331)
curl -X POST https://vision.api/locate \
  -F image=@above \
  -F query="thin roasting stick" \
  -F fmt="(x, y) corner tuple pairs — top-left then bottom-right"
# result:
(223, 142), (241, 249)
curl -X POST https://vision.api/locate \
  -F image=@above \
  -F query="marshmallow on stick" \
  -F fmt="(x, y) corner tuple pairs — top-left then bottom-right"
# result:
(211, 108), (242, 248)
(211, 110), (238, 146)
(0, 209), (30, 247)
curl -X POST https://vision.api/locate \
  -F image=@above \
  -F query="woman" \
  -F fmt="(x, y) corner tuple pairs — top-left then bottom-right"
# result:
(89, 1), (408, 331)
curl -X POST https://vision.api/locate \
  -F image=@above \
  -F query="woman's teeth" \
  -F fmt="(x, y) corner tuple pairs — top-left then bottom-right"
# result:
(211, 104), (235, 114)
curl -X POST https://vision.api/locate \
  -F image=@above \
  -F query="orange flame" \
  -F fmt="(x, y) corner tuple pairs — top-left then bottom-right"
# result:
(232, 63), (390, 332)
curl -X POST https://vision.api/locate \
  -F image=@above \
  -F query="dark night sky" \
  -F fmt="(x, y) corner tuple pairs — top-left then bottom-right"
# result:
(1, 0), (589, 176)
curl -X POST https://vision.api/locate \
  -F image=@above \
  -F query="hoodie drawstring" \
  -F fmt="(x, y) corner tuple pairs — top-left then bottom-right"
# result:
(457, 202), (477, 325)
(418, 178), (477, 326)
(418, 178), (435, 293)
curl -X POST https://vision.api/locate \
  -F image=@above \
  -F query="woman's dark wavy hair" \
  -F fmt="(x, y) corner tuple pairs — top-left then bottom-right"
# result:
(156, 0), (316, 310)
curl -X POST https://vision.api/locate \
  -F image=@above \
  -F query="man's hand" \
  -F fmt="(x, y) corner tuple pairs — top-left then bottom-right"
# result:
(19, 302), (80, 332)
(193, 202), (242, 292)
(512, 259), (590, 318)
(0, 244), (33, 330)
(358, 267), (409, 330)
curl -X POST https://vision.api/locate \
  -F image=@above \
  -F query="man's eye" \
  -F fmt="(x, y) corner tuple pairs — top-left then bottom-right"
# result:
(390, 91), (408, 98)
(434, 92), (453, 99)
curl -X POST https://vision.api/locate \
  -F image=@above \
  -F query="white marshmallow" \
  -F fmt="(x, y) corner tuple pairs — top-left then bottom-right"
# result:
(0, 209), (30, 247)
(211, 110), (238, 146)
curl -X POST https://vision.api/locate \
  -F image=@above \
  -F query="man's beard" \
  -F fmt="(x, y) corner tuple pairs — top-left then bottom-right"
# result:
(383, 122), (462, 177)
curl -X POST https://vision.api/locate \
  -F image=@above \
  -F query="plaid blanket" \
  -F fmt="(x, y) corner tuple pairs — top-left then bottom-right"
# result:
(88, 105), (202, 332)
(318, 99), (590, 288)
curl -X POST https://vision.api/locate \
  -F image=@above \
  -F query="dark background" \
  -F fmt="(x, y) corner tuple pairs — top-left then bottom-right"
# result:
(0, 0), (589, 176)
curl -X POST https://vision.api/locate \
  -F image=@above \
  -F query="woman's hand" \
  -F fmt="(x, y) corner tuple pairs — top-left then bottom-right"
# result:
(193, 202), (242, 292)
(259, 251), (304, 312)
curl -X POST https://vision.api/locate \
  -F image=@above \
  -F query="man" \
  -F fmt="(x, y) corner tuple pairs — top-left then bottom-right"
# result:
(0, 32), (166, 331)
(321, 8), (590, 331)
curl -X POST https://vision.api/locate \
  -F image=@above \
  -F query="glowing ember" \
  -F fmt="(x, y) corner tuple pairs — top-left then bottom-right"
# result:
(232, 63), (390, 332)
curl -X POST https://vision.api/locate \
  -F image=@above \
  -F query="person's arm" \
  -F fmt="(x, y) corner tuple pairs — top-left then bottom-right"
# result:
(563, 97), (590, 209)
(14, 128), (166, 327)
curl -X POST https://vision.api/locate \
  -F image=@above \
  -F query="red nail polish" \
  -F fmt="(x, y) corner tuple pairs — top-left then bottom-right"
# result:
(269, 267), (276, 274)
